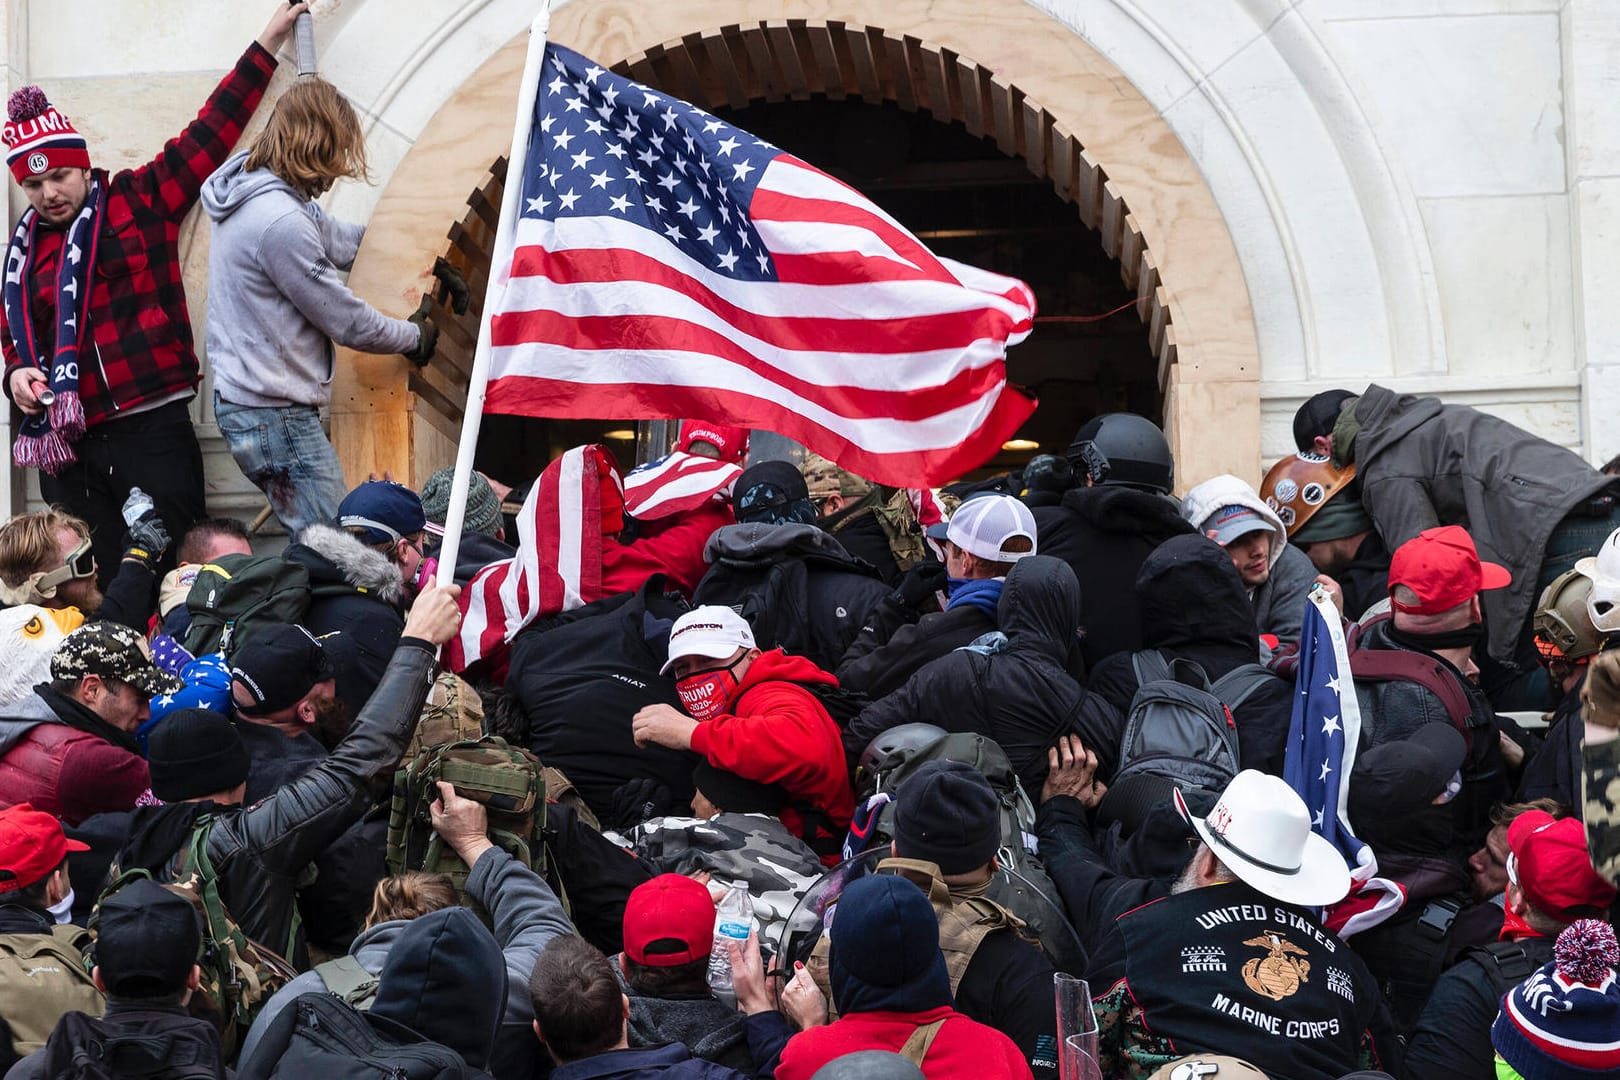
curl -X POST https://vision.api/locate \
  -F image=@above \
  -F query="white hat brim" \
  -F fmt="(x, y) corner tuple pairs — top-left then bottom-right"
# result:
(1188, 806), (1352, 908)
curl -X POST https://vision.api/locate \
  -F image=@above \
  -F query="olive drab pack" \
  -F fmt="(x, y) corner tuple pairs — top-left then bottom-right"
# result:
(856, 730), (1083, 975)
(0, 923), (103, 1057)
(97, 818), (297, 1058)
(404, 673), (488, 762)
(386, 737), (550, 919)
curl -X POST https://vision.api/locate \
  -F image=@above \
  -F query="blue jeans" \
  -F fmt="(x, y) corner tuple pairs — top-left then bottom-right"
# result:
(214, 393), (346, 538)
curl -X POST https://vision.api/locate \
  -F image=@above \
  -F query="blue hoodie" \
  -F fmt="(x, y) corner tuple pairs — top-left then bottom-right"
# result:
(371, 907), (507, 1070)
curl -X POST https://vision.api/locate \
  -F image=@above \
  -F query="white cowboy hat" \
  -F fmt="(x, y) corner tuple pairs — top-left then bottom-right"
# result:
(1175, 770), (1351, 907)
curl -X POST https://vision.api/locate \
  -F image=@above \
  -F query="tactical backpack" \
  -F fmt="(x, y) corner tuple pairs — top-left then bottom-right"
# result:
(1095, 651), (1272, 831)
(0, 924), (103, 1057)
(387, 737), (550, 919)
(856, 730), (1081, 974)
(405, 674), (488, 762)
(237, 992), (480, 1080)
(181, 555), (313, 659)
(98, 817), (297, 1058)
(868, 487), (928, 573)
(39, 1009), (223, 1080)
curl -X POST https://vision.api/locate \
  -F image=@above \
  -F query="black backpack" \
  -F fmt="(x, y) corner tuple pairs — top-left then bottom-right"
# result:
(39, 1010), (223, 1080)
(1096, 651), (1274, 831)
(237, 993), (486, 1080)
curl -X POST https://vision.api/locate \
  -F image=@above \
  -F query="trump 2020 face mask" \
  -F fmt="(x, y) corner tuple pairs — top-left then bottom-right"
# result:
(676, 660), (744, 721)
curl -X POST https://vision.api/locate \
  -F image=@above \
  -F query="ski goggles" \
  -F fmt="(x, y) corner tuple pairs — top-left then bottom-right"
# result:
(36, 537), (96, 593)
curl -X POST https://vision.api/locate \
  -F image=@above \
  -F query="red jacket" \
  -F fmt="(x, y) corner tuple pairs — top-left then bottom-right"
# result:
(777, 1007), (1033, 1080)
(0, 724), (150, 826)
(688, 649), (853, 843)
(602, 500), (733, 598)
(2, 44), (277, 426)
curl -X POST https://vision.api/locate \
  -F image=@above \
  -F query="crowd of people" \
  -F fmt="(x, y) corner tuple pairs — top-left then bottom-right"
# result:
(0, 6), (1618, 1080)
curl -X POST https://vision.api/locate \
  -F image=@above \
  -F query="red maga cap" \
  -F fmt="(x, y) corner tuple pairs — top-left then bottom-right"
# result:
(623, 873), (716, 967)
(1508, 810), (1618, 922)
(677, 421), (750, 466)
(0, 803), (88, 894)
(1388, 525), (1511, 615)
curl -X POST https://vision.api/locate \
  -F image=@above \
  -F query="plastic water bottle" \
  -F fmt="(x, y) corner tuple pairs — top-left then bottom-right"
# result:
(706, 881), (756, 1001)
(121, 486), (155, 528)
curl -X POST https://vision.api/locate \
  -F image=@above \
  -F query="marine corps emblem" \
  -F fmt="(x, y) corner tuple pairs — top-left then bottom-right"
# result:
(1241, 933), (1311, 1000)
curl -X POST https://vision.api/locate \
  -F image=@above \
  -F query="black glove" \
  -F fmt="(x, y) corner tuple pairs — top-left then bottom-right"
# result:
(607, 777), (673, 831)
(121, 513), (171, 570)
(403, 298), (439, 367)
(432, 256), (472, 315)
(895, 560), (948, 613)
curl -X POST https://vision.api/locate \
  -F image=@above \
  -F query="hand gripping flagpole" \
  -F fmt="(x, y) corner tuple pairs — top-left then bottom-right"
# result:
(436, 3), (551, 587)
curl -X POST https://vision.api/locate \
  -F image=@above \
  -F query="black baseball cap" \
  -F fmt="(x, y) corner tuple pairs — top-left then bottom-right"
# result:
(94, 878), (201, 997)
(230, 623), (334, 717)
(1292, 390), (1355, 452)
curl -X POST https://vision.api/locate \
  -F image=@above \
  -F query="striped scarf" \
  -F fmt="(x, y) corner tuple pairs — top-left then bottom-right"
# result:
(5, 177), (103, 474)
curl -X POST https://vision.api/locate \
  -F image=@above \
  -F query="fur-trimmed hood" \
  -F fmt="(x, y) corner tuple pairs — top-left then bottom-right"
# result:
(286, 523), (406, 607)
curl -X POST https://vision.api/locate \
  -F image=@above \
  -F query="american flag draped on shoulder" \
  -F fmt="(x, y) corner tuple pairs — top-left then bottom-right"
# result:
(622, 450), (740, 522)
(1283, 588), (1402, 937)
(482, 44), (1036, 487)
(447, 444), (619, 672)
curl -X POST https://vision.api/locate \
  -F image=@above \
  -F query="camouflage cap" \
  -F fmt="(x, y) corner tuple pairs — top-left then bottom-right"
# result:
(801, 454), (871, 501)
(50, 621), (183, 698)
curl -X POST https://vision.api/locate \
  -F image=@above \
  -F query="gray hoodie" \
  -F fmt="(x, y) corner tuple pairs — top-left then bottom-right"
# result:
(201, 150), (418, 408)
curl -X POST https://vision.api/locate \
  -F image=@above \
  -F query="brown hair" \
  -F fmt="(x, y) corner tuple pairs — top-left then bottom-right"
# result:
(363, 872), (457, 930)
(245, 78), (368, 199)
(528, 936), (624, 1063)
(0, 508), (88, 587)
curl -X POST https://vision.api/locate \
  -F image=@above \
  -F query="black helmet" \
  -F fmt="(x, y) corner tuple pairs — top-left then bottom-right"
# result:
(1066, 413), (1173, 493)
(1020, 454), (1074, 497)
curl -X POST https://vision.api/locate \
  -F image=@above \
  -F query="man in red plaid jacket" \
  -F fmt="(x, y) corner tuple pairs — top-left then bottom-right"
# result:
(2, 4), (308, 587)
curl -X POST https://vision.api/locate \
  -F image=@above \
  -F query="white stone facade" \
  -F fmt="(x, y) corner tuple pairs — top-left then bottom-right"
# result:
(2, 0), (1614, 512)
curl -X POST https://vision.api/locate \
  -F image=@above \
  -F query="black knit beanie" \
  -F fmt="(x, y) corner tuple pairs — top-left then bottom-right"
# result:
(891, 760), (1000, 874)
(146, 708), (250, 802)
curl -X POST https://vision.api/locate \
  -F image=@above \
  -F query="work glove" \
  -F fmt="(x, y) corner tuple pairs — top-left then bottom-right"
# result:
(403, 299), (439, 368)
(121, 513), (172, 571)
(432, 256), (471, 315)
(895, 560), (948, 613)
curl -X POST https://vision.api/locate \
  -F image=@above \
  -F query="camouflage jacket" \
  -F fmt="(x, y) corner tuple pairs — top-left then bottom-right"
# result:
(627, 812), (823, 958)
(1583, 733), (1620, 885)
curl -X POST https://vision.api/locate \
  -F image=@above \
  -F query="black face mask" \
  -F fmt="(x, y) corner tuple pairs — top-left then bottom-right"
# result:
(1388, 622), (1486, 654)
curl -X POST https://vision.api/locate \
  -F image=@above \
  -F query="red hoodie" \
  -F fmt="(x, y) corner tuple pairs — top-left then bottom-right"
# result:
(687, 649), (853, 848)
(777, 1007), (1033, 1080)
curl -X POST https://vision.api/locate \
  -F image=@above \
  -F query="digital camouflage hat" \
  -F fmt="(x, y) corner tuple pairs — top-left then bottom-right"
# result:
(50, 621), (183, 698)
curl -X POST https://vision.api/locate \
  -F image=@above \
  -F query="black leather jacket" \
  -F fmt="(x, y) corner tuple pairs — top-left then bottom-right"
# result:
(124, 638), (437, 965)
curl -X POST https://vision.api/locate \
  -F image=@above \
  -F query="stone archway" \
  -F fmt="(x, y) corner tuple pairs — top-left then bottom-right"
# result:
(332, 0), (1262, 490)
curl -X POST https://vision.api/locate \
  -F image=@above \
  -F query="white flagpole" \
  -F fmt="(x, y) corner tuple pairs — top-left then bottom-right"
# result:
(436, 3), (551, 586)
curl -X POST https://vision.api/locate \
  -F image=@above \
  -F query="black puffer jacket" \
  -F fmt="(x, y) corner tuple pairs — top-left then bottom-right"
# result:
(110, 639), (436, 967)
(1031, 485), (1193, 669)
(507, 577), (698, 820)
(693, 523), (891, 673)
(836, 601), (994, 699)
(843, 555), (1084, 791)
(283, 524), (407, 714)
(1075, 535), (1293, 781)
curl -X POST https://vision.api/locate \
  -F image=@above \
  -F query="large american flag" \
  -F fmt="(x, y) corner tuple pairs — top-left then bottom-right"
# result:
(482, 44), (1037, 487)
(447, 443), (616, 672)
(1283, 589), (1401, 936)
